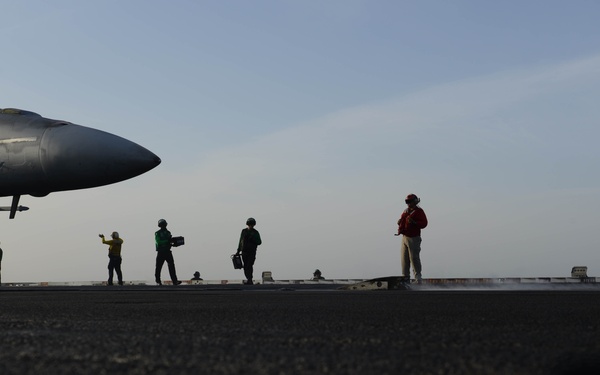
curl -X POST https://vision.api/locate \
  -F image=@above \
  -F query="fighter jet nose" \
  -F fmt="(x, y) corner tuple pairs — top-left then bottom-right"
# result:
(119, 141), (162, 175)
(136, 150), (162, 175)
(40, 123), (162, 192)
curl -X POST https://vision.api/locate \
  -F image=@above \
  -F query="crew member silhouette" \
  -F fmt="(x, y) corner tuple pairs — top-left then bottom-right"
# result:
(155, 219), (181, 286)
(99, 231), (124, 286)
(236, 217), (262, 285)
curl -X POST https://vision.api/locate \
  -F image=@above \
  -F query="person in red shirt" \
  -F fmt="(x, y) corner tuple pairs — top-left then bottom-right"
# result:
(397, 194), (428, 283)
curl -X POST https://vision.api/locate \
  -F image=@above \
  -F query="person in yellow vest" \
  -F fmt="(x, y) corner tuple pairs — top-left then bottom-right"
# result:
(99, 232), (124, 286)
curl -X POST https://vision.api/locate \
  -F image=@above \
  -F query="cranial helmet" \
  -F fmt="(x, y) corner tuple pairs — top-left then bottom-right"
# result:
(158, 219), (168, 227)
(111, 231), (119, 239)
(405, 194), (420, 204)
(246, 217), (256, 226)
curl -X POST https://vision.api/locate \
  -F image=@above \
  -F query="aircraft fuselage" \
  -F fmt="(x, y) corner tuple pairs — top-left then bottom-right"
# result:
(0, 108), (161, 217)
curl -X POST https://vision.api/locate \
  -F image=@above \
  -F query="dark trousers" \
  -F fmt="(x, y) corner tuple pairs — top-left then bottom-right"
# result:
(242, 251), (256, 282)
(108, 255), (123, 285)
(155, 251), (178, 283)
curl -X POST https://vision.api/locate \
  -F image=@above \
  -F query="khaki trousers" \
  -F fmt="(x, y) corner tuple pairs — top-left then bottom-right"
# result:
(401, 236), (422, 280)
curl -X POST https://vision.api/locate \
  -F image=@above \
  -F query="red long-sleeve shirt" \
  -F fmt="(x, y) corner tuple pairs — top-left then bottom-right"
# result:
(397, 206), (428, 237)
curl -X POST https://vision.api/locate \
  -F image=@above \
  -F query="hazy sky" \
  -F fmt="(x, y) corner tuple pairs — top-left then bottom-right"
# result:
(1, 1), (600, 282)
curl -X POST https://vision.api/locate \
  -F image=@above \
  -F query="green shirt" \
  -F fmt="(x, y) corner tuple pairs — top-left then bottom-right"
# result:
(155, 228), (172, 252)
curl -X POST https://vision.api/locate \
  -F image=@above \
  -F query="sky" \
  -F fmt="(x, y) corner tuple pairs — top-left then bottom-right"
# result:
(1, 0), (600, 282)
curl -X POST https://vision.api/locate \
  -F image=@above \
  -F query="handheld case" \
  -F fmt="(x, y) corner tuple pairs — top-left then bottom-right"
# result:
(231, 253), (243, 269)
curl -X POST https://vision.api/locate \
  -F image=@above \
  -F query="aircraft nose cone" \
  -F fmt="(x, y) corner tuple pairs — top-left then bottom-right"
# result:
(40, 123), (161, 191)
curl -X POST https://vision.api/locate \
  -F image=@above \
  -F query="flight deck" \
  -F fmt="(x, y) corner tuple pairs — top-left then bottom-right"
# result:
(1, 286), (599, 374)
(2, 276), (599, 292)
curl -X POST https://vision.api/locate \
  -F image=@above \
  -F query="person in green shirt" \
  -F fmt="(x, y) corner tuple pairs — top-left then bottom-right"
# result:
(236, 217), (262, 285)
(99, 231), (124, 286)
(155, 219), (181, 286)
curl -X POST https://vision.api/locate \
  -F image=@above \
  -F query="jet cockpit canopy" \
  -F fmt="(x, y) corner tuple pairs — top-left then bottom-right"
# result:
(0, 108), (41, 117)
